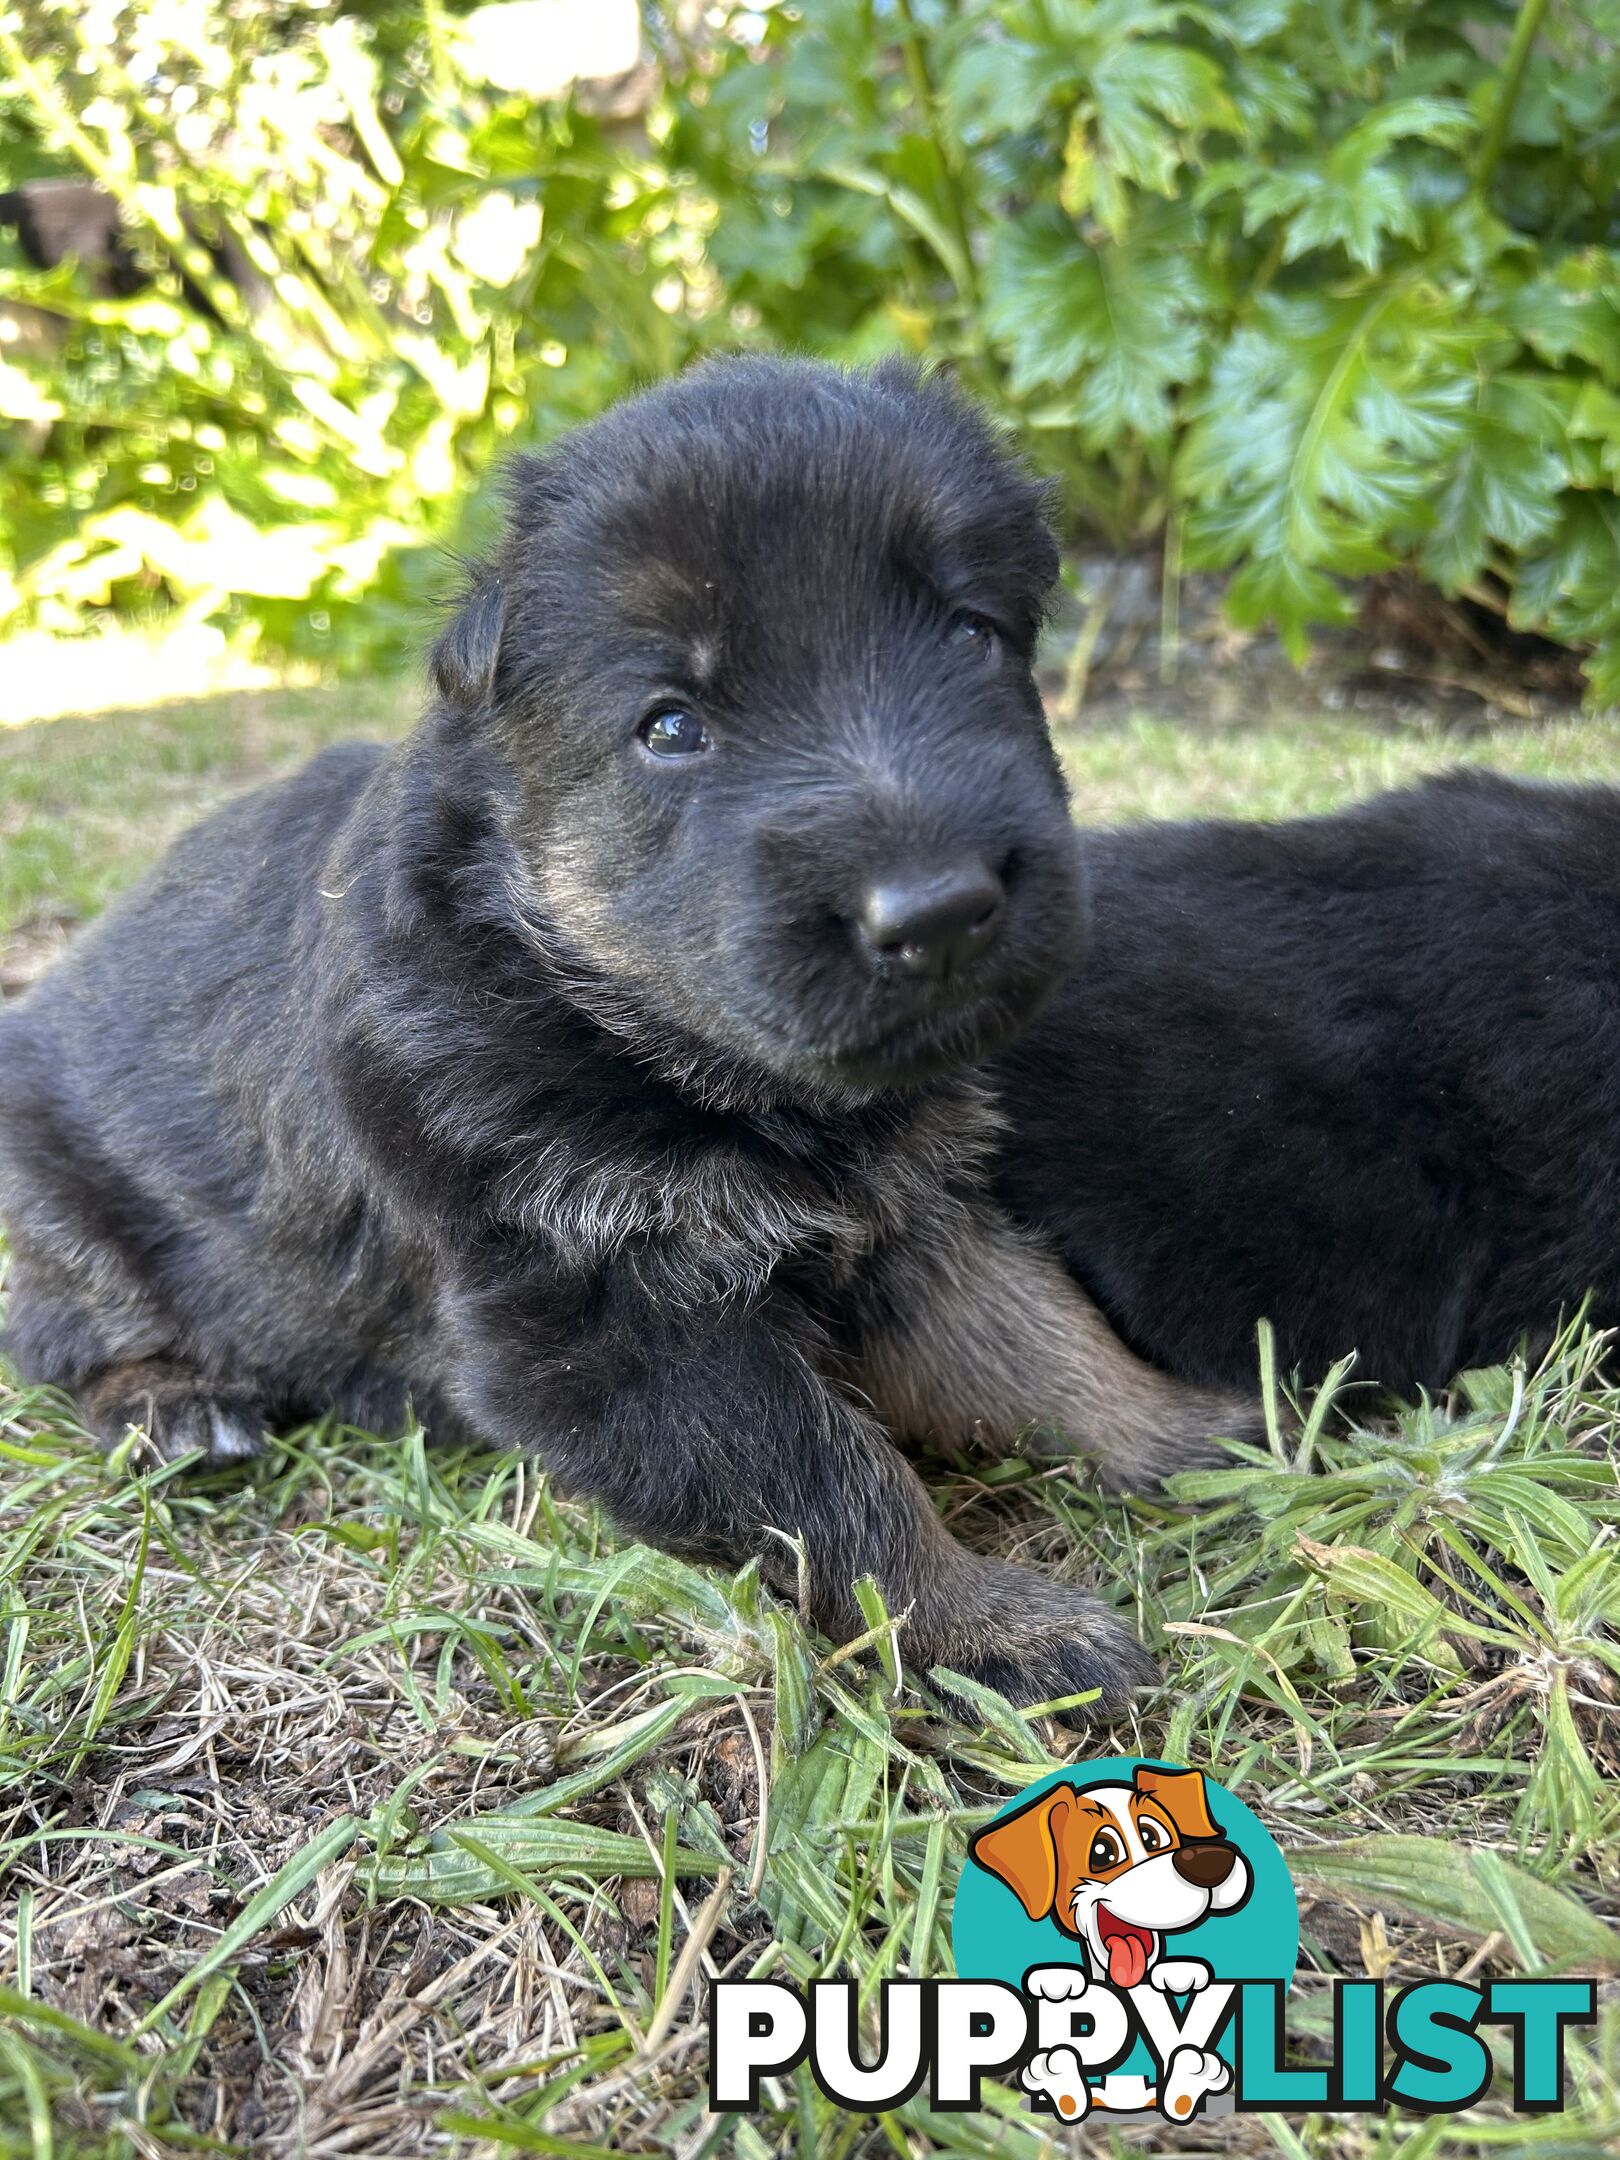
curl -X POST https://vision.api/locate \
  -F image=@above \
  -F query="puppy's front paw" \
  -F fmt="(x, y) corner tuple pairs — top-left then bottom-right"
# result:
(83, 1360), (266, 1467)
(926, 1563), (1155, 1724)
(1149, 1958), (1212, 1996)
(1021, 2046), (1091, 2122)
(1159, 2045), (1231, 2121)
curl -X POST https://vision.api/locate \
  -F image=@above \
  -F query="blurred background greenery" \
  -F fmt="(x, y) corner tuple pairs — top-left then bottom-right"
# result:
(4, 1), (1620, 701)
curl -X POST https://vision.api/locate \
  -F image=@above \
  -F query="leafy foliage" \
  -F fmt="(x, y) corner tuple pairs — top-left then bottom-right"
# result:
(8, 2), (1620, 697)
(0, 0), (711, 670)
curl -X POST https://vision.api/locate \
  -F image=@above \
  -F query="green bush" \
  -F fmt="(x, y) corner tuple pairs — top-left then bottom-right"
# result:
(0, 0), (711, 670)
(6, 2), (1620, 700)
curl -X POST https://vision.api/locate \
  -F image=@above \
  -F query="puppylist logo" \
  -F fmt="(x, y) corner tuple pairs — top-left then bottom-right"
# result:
(710, 1758), (1596, 2122)
(960, 1758), (1264, 2121)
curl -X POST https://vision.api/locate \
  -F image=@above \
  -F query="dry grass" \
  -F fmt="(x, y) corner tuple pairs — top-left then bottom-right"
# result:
(2, 1347), (1618, 2158)
(1, 675), (1619, 2156)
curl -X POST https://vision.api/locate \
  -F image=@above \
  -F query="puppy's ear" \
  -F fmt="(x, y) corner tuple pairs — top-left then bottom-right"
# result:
(1134, 1767), (1221, 1843)
(968, 1787), (1072, 1921)
(431, 574), (506, 712)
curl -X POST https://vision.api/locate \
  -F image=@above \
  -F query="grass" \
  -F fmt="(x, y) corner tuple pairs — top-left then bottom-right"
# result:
(0, 681), (404, 944)
(1, 669), (1619, 2156)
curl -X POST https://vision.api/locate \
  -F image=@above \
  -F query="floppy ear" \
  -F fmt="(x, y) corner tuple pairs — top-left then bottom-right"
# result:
(430, 574), (506, 711)
(968, 1787), (1072, 1921)
(1135, 1766), (1221, 1842)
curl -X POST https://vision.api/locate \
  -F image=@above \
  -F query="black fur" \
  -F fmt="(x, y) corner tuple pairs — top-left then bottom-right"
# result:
(995, 770), (1620, 1398)
(1, 357), (1217, 1718)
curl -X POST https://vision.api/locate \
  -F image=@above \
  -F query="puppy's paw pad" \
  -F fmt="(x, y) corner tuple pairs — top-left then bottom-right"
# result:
(1021, 2046), (1090, 2121)
(87, 1364), (267, 1468)
(1160, 2045), (1231, 2120)
(201, 1404), (265, 1463)
(940, 1569), (1156, 1724)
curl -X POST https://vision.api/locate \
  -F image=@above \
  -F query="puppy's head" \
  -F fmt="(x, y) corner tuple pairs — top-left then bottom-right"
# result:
(968, 1768), (1251, 1987)
(433, 357), (1082, 1098)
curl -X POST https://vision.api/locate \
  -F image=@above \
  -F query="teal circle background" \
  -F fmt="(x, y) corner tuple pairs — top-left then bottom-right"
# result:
(950, 1757), (1299, 2083)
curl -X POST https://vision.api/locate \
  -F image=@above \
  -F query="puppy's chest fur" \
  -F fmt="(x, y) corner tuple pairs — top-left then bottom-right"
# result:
(507, 1075), (1002, 1302)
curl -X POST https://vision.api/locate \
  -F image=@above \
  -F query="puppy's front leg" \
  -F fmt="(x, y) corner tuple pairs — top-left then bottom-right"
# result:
(442, 1257), (1152, 1716)
(851, 1205), (1264, 1489)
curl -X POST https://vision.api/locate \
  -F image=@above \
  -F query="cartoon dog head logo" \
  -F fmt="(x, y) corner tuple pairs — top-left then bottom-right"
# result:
(967, 1765), (1252, 1989)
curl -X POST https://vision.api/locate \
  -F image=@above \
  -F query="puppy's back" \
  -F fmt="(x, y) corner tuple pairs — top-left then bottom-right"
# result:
(993, 771), (1620, 1394)
(2, 739), (385, 1080)
(0, 740), (389, 1387)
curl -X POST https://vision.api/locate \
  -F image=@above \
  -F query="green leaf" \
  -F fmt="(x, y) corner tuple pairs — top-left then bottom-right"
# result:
(1512, 495), (1620, 699)
(1569, 379), (1620, 486)
(360, 1814), (721, 1906)
(985, 209), (1209, 446)
(944, 38), (1051, 138)
(768, 1607), (821, 1757)
(1500, 254), (1620, 379)
(1290, 1836), (1620, 1973)
(1293, 1536), (1476, 1665)
(1419, 375), (1567, 590)
(1240, 99), (1474, 269)
(1092, 39), (1238, 203)
(433, 2117), (625, 2158)
(1180, 286), (1478, 657)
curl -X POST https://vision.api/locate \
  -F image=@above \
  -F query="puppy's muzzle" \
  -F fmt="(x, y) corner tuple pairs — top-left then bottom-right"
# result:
(857, 856), (1004, 980)
(1171, 1841), (1239, 1889)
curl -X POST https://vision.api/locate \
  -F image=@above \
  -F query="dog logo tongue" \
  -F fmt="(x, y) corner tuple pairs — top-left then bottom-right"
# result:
(1098, 1910), (1152, 1989)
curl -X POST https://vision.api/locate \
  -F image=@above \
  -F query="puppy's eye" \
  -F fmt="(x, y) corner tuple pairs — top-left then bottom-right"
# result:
(1088, 1828), (1124, 1871)
(639, 707), (711, 759)
(949, 609), (998, 656)
(1139, 1818), (1169, 1853)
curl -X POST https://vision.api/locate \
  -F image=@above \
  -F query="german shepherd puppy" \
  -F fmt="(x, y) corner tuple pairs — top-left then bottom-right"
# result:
(994, 770), (1620, 1401)
(0, 359), (1256, 1717)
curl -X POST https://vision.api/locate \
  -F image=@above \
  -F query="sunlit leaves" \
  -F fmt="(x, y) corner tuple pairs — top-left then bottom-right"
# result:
(948, 0), (1238, 236)
(0, 1), (718, 667)
(9, 1), (1620, 698)
(945, 1), (1620, 696)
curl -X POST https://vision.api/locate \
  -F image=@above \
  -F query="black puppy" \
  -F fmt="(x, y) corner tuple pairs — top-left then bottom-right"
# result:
(996, 770), (1620, 1398)
(0, 359), (1254, 1715)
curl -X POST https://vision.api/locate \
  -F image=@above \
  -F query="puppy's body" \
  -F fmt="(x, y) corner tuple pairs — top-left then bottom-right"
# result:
(0, 360), (1253, 1716)
(996, 770), (1620, 1397)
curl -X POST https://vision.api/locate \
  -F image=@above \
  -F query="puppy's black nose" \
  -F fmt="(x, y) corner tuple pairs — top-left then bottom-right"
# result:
(858, 860), (1004, 979)
(1172, 1843), (1237, 1889)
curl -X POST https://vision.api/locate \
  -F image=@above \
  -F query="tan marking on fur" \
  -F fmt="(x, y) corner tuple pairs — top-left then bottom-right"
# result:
(83, 1357), (207, 1434)
(688, 632), (720, 685)
(523, 854), (644, 984)
(511, 1147), (873, 1303)
(851, 1205), (1261, 1489)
